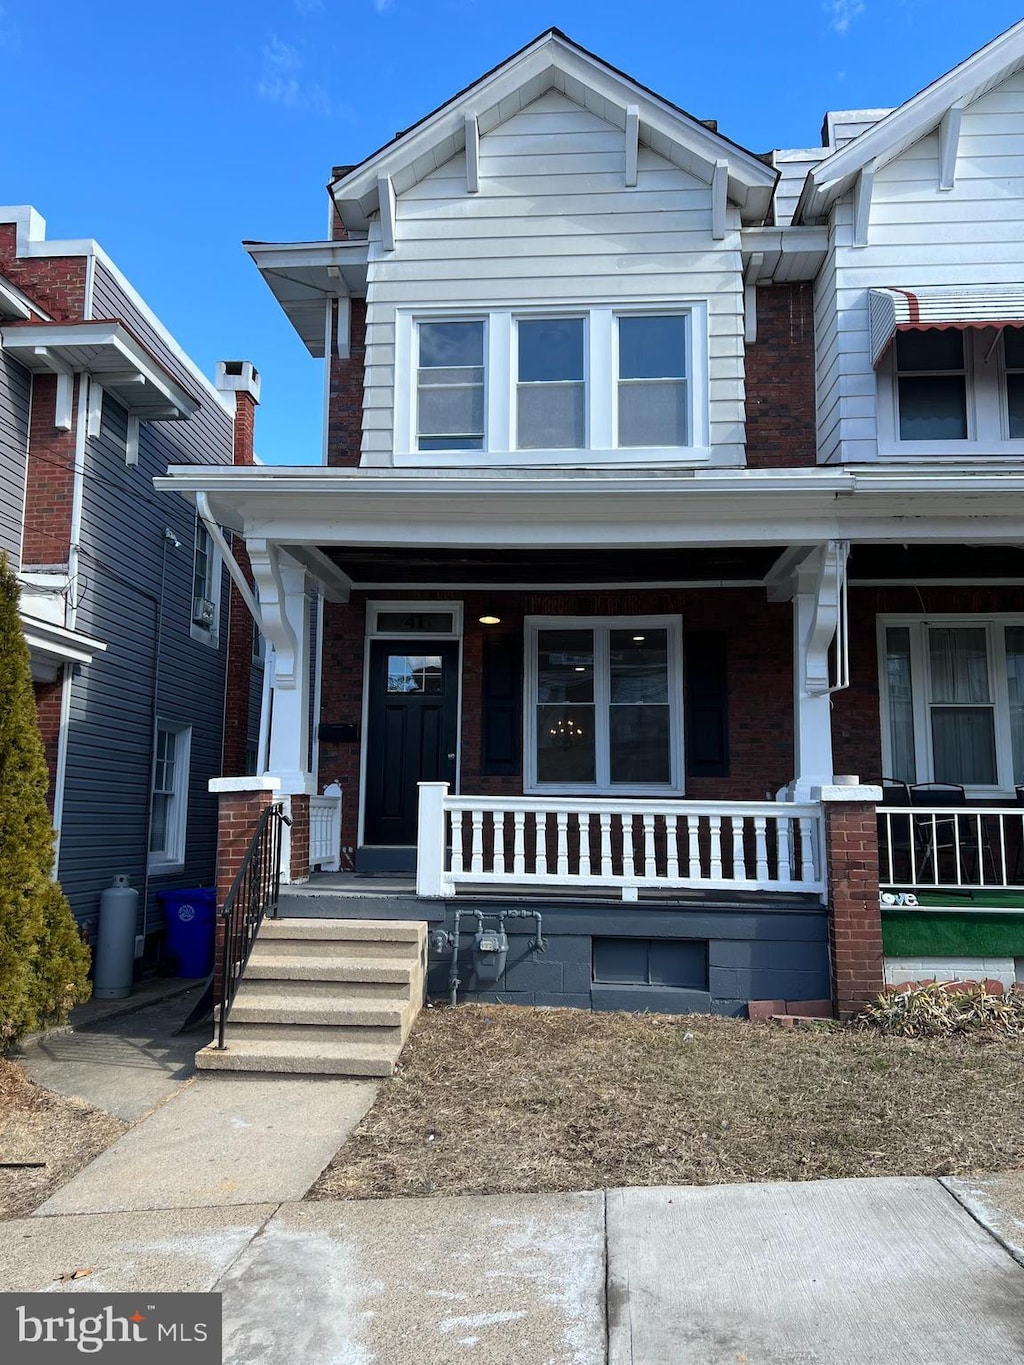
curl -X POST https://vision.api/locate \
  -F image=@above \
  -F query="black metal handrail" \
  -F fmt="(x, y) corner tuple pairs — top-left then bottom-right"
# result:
(216, 802), (291, 1049)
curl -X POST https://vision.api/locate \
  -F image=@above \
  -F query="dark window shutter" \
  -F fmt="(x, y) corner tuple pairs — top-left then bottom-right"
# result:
(482, 632), (522, 776)
(685, 631), (729, 778)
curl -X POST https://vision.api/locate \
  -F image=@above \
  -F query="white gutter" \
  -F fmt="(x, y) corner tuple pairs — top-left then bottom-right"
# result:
(195, 491), (265, 631)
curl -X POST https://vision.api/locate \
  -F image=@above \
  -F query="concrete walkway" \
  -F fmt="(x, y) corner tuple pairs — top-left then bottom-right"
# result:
(1, 1174), (1022, 1362)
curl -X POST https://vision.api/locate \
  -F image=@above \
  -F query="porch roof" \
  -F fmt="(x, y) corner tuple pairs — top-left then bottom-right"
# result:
(155, 465), (1024, 560)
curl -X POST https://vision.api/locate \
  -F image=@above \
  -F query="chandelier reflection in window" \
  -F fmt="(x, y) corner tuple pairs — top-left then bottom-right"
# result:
(548, 717), (586, 742)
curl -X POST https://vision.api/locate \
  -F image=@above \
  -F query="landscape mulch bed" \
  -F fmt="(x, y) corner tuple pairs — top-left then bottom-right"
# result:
(311, 1004), (1024, 1201)
(0, 1059), (127, 1219)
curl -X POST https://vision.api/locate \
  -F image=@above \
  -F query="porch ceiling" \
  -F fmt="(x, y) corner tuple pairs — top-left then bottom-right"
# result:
(319, 544), (786, 587)
(847, 544), (1024, 581)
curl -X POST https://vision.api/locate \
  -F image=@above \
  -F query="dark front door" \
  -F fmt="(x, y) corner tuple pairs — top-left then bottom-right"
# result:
(363, 640), (459, 847)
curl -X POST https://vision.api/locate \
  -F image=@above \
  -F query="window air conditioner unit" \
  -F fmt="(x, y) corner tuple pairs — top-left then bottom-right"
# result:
(192, 596), (216, 628)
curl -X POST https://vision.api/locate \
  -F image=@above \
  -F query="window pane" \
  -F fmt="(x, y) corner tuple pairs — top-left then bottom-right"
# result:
(1007, 373), (1024, 439)
(1004, 329), (1024, 368)
(418, 382), (484, 438)
(419, 321), (483, 368)
(518, 319), (584, 382)
(884, 627), (917, 784)
(537, 631), (593, 703)
(193, 527), (210, 600)
(618, 316), (686, 379)
(898, 375), (967, 440)
(618, 381), (686, 447)
(537, 705), (595, 783)
(149, 794), (170, 853)
(896, 329), (964, 371)
(1006, 626), (1024, 784)
(931, 708), (997, 785)
(610, 705), (671, 783)
(609, 630), (668, 702)
(928, 628), (990, 703)
(517, 382), (585, 449)
(386, 656), (443, 693)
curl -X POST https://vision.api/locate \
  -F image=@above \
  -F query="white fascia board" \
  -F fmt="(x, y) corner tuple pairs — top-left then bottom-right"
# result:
(0, 275), (35, 320)
(19, 609), (107, 668)
(245, 240), (369, 356)
(799, 18), (1024, 221)
(740, 226), (829, 283)
(0, 205), (231, 416)
(329, 34), (777, 229)
(1, 322), (198, 419)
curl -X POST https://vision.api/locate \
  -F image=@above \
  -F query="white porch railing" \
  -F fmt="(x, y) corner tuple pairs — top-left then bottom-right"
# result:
(416, 783), (824, 901)
(309, 785), (342, 872)
(878, 805), (1024, 900)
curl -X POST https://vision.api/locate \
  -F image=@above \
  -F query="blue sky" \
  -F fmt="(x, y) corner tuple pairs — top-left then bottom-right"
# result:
(4, 1), (1022, 463)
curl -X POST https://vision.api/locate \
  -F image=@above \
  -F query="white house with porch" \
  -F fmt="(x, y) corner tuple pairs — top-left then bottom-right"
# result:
(158, 25), (1024, 1073)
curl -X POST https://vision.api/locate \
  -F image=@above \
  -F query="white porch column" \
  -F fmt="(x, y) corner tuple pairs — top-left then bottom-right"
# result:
(772, 541), (849, 801)
(248, 541), (314, 798)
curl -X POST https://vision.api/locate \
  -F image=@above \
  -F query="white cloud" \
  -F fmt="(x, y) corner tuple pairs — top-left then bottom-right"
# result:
(824, 0), (865, 35)
(373, 0), (395, 11)
(257, 34), (335, 117)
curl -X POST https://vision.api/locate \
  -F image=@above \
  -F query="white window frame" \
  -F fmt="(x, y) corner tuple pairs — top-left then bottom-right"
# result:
(393, 303), (709, 468)
(148, 721), (192, 874)
(190, 516), (222, 647)
(876, 330), (1024, 459)
(877, 614), (1024, 796)
(524, 615), (685, 796)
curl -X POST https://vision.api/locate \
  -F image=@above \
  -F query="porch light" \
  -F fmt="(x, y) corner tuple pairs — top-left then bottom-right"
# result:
(479, 614), (501, 625)
(632, 635), (646, 642)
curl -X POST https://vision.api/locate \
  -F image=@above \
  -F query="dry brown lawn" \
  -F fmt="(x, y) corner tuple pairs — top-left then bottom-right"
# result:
(311, 1003), (1024, 1201)
(0, 1059), (127, 1219)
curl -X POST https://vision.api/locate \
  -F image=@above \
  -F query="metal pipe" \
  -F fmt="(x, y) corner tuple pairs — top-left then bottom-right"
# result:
(448, 906), (462, 1007)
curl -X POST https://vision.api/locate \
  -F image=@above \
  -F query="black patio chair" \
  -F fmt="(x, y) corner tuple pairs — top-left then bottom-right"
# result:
(877, 779), (915, 883)
(909, 782), (993, 885)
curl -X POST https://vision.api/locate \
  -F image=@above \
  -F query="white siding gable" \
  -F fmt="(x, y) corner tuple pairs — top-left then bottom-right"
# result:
(361, 90), (746, 468)
(816, 68), (1024, 464)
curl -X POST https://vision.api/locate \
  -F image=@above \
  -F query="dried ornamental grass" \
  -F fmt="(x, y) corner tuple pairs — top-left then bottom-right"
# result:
(857, 982), (1024, 1038)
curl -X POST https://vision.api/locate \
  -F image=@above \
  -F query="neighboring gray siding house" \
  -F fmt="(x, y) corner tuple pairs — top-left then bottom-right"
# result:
(0, 206), (264, 959)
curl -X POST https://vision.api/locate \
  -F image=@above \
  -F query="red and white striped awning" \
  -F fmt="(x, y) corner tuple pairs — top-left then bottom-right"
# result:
(869, 287), (1024, 365)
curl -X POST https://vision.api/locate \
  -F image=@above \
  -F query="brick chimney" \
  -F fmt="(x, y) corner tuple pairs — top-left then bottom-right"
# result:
(216, 360), (261, 466)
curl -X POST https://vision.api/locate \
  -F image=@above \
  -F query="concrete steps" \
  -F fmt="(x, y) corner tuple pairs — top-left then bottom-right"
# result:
(196, 917), (426, 1077)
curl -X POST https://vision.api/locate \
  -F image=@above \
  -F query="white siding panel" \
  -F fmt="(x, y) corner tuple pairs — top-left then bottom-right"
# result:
(819, 68), (1024, 464)
(362, 89), (744, 468)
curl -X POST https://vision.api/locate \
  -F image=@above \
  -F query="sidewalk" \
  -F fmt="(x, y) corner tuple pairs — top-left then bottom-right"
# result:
(0, 1173), (1021, 1362)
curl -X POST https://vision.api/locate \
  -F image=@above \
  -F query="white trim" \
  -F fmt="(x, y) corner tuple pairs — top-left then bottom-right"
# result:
(877, 613), (1024, 797)
(209, 775), (281, 794)
(51, 665), (72, 872)
(148, 721), (192, 874)
(358, 601), (464, 848)
(396, 302), (710, 467)
(524, 614), (685, 796)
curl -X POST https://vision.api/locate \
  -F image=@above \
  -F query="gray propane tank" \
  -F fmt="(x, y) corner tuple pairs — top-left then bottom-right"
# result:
(94, 875), (139, 999)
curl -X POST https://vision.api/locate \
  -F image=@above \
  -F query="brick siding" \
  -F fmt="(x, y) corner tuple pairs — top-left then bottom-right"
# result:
(221, 536), (257, 777)
(22, 373), (79, 566)
(326, 298), (366, 468)
(823, 799), (884, 1015)
(33, 675), (64, 814)
(744, 284), (816, 470)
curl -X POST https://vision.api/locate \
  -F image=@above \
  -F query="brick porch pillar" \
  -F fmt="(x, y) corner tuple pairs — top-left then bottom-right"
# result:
(208, 776), (281, 991)
(287, 794), (311, 883)
(816, 782), (884, 1018)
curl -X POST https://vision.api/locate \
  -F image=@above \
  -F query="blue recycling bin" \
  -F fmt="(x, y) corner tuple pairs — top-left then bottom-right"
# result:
(159, 888), (217, 978)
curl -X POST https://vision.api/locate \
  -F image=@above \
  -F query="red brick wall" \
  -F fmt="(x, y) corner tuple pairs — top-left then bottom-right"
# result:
(212, 788), (278, 994)
(326, 299), (366, 468)
(232, 391), (257, 467)
(0, 224), (87, 321)
(33, 675), (63, 814)
(744, 284), (816, 470)
(316, 587), (795, 850)
(824, 799), (884, 1015)
(289, 794), (311, 881)
(22, 374), (79, 566)
(832, 584), (1024, 784)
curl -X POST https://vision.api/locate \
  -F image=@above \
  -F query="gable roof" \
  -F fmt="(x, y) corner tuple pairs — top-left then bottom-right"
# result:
(329, 29), (777, 232)
(796, 18), (1024, 223)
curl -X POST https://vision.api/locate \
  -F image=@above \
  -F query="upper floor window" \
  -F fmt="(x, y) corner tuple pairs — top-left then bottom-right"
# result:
(191, 518), (220, 645)
(401, 305), (707, 465)
(878, 327), (1024, 455)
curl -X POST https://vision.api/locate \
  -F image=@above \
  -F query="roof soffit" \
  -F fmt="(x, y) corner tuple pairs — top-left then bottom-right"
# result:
(797, 17), (1024, 223)
(330, 32), (777, 229)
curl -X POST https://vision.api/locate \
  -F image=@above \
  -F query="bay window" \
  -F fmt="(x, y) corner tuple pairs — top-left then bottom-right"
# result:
(527, 617), (683, 793)
(879, 617), (1024, 792)
(400, 305), (707, 463)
